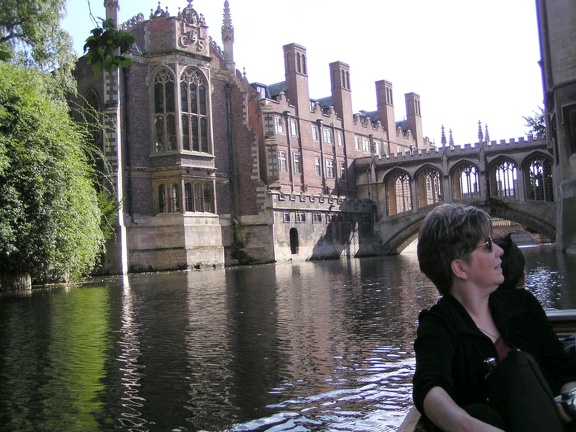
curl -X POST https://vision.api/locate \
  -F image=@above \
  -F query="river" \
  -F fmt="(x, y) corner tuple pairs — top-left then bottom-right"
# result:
(0, 244), (575, 432)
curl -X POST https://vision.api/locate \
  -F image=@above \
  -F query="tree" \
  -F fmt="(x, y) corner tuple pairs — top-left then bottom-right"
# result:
(523, 106), (546, 137)
(0, 0), (76, 88)
(0, 64), (105, 291)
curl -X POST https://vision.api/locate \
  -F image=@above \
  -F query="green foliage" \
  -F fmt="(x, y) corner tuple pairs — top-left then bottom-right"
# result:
(0, 0), (76, 87)
(524, 106), (546, 137)
(0, 63), (105, 283)
(67, 95), (119, 242)
(83, 18), (136, 75)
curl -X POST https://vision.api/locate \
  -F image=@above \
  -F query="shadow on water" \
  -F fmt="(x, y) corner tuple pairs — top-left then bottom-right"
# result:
(0, 245), (573, 431)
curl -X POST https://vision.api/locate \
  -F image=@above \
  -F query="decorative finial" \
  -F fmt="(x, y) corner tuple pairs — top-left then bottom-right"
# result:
(477, 120), (483, 143)
(441, 125), (447, 146)
(150, 1), (169, 18)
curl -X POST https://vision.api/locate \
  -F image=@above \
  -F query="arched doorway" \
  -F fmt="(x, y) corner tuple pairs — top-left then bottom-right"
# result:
(290, 228), (299, 254)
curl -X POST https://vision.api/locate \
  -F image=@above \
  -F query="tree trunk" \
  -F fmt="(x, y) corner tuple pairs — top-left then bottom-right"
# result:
(0, 273), (32, 293)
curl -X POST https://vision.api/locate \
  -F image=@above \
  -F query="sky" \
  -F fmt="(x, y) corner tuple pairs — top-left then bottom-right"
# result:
(62, 0), (543, 147)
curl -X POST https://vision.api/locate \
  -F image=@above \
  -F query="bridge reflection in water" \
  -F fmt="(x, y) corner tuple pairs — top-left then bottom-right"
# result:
(0, 246), (575, 431)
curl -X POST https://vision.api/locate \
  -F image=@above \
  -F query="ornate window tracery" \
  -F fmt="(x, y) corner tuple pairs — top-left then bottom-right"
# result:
(452, 162), (480, 199)
(180, 67), (209, 153)
(525, 155), (553, 201)
(490, 159), (517, 198)
(153, 67), (176, 152)
(184, 181), (214, 213)
(417, 166), (443, 206)
(386, 169), (412, 216)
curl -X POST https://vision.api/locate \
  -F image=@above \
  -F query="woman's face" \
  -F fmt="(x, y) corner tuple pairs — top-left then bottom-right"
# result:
(464, 235), (505, 290)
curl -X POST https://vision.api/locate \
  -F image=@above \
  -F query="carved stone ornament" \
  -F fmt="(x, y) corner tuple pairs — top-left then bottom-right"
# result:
(178, 0), (207, 51)
(150, 2), (170, 18)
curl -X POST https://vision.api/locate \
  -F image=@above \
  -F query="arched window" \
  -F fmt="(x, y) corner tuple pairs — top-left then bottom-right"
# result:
(490, 159), (517, 198)
(183, 182), (213, 213)
(452, 163), (480, 200)
(193, 183), (203, 212)
(417, 166), (442, 207)
(386, 169), (412, 216)
(158, 184), (166, 213)
(185, 183), (193, 211)
(181, 67), (209, 153)
(525, 155), (553, 201)
(153, 67), (176, 152)
(203, 183), (212, 213)
(169, 183), (180, 212)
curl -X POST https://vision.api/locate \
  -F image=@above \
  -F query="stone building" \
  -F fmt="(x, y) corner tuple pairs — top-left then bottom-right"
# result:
(71, 0), (434, 274)
(535, 0), (576, 252)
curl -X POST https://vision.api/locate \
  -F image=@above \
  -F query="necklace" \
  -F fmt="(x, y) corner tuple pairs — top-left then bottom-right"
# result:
(479, 328), (499, 341)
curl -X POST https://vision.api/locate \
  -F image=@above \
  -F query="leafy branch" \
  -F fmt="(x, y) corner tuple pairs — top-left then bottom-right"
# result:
(83, 18), (135, 75)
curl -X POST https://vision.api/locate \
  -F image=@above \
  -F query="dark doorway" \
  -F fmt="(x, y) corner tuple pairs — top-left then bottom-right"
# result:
(290, 228), (299, 254)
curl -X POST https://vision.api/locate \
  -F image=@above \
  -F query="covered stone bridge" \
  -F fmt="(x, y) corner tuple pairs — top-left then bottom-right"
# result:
(354, 136), (555, 254)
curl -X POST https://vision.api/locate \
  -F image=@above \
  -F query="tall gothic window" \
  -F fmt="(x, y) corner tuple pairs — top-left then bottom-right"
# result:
(386, 169), (412, 216)
(452, 163), (480, 199)
(181, 67), (209, 153)
(525, 155), (554, 201)
(417, 166), (442, 207)
(153, 67), (176, 152)
(490, 159), (517, 198)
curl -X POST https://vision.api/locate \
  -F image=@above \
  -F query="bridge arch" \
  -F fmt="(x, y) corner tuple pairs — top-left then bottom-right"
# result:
(381, 202), (555, 255)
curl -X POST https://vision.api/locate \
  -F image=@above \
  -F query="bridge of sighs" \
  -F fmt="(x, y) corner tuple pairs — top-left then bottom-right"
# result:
(354, 135), (555, 254)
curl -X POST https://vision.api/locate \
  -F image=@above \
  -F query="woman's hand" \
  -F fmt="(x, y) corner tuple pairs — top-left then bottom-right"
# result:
(556, 402), (574, 423)
(557, 382), (576, 423)
(423, 387), (505, 431)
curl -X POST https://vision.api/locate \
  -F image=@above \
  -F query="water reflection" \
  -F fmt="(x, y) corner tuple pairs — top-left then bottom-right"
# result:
(0, 246), (574, 432)
(522, 244), (576, 309)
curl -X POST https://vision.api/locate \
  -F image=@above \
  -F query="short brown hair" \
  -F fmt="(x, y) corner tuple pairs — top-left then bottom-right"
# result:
(417, 203), (493, 295)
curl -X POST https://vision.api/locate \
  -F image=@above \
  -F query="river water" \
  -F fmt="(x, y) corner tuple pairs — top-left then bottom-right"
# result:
(1, 244), (575, 432)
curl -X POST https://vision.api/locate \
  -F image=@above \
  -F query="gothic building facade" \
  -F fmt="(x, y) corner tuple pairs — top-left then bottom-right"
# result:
(536, 0), (576, 252)
(72, 0), (434, 273)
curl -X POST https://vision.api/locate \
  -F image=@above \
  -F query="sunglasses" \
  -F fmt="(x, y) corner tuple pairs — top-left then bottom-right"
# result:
(469, 236), (493, 254)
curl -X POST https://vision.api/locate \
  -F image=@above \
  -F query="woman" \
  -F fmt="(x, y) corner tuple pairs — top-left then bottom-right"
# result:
(413, 203), (576, 431)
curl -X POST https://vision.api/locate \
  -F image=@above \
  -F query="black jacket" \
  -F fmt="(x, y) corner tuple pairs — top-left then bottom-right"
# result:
(413, 289), (576, 414)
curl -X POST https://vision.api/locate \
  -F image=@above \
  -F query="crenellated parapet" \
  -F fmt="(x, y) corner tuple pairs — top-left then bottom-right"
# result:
(268, 190), (374, 213)
(360, 134), (549, 164)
